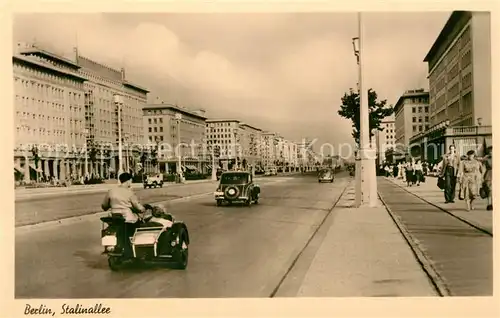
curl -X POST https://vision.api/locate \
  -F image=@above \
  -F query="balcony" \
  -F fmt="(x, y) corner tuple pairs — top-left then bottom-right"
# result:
(445, 125), (492, 136)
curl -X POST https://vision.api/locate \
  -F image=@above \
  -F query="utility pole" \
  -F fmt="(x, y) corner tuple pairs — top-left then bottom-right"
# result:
(354, 12), (378, 207)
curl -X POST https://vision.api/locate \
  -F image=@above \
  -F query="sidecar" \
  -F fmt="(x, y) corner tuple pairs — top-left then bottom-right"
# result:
(100, 206), (189, 271)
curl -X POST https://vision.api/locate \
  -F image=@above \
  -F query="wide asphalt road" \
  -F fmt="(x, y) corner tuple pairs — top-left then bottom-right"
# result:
(16, 173), (350, 298)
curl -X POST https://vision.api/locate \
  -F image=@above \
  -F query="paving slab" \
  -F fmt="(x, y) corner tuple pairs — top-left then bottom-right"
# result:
(385, 176), (492, 235)
(296, 184), (437, 297)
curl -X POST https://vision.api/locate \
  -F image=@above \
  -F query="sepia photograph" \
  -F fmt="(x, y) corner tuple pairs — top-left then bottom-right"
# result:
(3, 3), (497, 316)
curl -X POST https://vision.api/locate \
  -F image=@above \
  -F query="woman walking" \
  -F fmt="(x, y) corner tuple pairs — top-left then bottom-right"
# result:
(458, 150), (484, 211)
(483, 146), (493, 211)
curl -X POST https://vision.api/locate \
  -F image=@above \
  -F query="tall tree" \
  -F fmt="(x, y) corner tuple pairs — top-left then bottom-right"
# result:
(337, 88), (394, 146)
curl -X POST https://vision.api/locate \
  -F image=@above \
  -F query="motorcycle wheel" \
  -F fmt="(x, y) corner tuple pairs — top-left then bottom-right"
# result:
(172, 229), (189, 270)
(108, 256), (123, 271)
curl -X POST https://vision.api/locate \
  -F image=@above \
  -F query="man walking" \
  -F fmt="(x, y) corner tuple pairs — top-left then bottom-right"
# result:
(440, 144), (461, 203)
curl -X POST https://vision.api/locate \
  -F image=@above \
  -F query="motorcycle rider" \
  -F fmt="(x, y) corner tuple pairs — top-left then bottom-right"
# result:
(101, 172), (145, 257)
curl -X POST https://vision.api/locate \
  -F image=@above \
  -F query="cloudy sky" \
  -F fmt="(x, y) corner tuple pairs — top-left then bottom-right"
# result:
(13, 12), (451, 152)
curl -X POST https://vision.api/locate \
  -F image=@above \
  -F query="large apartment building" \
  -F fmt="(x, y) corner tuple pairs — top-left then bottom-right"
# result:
(375, 115), (396, 164)
(143, 104), (208, 174)
(410, 11), (492, 161)
(393, 89), (430, 156)
(238, 123), (263, 169)
(13, 42), (149, 182)
(13, 43), (87, 182)
(77, 50), (149, 177)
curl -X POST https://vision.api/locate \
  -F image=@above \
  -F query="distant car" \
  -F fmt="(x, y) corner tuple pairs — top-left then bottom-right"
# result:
(318, 170), (334, 183)
(214, 171), (260, 206)
(143, 174), (164, 189)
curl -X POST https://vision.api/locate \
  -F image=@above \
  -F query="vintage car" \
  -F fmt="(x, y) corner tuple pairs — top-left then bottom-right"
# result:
(214, 171), (260, 206)
(318, 169), (334, 183)
(143, 173), (164, 188)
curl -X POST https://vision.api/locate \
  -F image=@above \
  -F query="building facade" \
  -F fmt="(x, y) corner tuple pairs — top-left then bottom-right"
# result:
(13, 42), (150, 183)
(261, 131), (280, 170)
(13, 43), (87, 183)
(238, 123), (262, 169)
(375, 115), (396, 164)
(393, 89), (430, 156)
(143, 104), (208, 174)
(205, 119), (243, 170)
(76, 51), (149, 178)
(410, 11), (492, 161)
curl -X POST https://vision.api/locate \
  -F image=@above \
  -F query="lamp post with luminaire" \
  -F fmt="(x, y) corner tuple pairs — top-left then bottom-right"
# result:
(175, 113), (184, 183)
(352, 12), (378, 207)
(113, 94), (124, 179)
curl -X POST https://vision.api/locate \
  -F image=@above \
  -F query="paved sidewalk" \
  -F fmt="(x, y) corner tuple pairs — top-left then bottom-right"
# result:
(296, 183), (437, 297)
(385, 176), (492, 235)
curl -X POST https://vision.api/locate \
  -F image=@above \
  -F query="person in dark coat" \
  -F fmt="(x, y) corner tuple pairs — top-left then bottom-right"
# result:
(439, 144), (461, 203)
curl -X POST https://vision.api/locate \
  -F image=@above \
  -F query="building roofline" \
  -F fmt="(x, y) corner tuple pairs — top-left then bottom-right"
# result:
(239, 123), (262, 131)
(123, 81), (150, 94)
(423, 11), (472, 62)
(19, 47), (81, 69)
(394, 90), (429, 113)
(143, 104), (207, 120)
(206, 119), (240, 123)
(13, 55), (88, 81)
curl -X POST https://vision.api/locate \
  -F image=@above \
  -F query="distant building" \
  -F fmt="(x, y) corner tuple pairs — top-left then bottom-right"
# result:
(410, 11), (492, 161)
(393, 89), (430, 157)
(375, 115), (396, 164)
(260, 131), (280, 170)
(205, 119), (243, 170)
(143, 104), (208, 174)
(238, 123), (262, 169)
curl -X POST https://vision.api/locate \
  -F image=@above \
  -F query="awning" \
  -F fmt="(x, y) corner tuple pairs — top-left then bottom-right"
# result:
(14, 165), (23, 173)
(185, 165), (198, 170)
(29, 164), (43, 173)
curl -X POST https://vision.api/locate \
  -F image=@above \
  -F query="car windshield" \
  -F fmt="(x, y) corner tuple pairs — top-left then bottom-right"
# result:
(320, 171), (331, 177)
(220, 173), (250, 184)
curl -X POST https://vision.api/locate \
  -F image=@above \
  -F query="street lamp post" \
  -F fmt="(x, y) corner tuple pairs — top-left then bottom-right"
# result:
(114, 94), (124, 180)
(83, 128), (89, 178)
(352, 12), (378, 207)
(124, 133), (130, 173)
(211, 146), (217, 181)
(175, 113), (184, 182)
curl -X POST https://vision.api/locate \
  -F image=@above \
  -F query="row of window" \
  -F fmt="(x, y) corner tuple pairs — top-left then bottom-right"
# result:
(412, 116), (430, 123)
(412, 124), (430, 133)
(13, 61), (84, 89)
(411, 106), (430, 113)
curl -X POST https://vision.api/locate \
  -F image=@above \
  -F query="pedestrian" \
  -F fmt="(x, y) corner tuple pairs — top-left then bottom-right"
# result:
(457, 150), (484, 211)
(482, 146), (493, 211)
(414, 159), (424, 186)
(393, 164), (398, 179)
(405, 160), (415, 187)
(440, 144), (461, 203)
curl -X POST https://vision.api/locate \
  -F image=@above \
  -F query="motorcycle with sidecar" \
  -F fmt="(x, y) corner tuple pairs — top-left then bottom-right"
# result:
(100, 204), (189, 271)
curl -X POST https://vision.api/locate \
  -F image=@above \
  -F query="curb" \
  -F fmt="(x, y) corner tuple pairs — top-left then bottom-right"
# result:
(377, 190), (451, 297)
(270, 179), (352, 297)
(383, 177), (492, 236)
(15, 192), (213, 234)
(15, 180), (218, 200)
